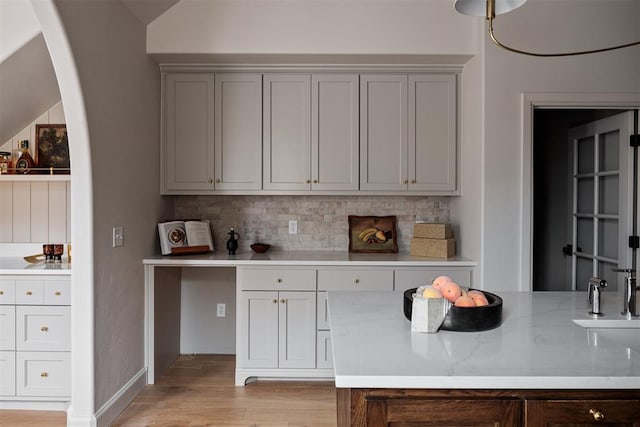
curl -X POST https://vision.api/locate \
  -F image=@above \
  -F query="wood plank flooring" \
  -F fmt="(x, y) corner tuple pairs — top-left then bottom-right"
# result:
(0, 355), (337, 427)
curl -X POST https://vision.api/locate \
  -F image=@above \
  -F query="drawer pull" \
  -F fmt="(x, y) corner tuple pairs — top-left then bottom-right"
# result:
(272, 299), (278, 304)
(55, 291), (61, 296)
(276, 278), (282, 284)
(589, 408), (605, 421)
(41, 326), (49, 332)
(0, 291), (3, 295)
(26, 291), (33, 296)
(280, 299), (286, 304)
(41, 372), (48, 378)
(353, 278), (360, 284)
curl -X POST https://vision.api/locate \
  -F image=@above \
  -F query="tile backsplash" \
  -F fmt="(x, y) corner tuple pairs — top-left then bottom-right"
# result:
(174, 195), (450, 253)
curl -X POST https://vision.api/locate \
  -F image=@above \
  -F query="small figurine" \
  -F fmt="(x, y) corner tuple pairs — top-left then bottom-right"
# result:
(226, 228), (240, 255)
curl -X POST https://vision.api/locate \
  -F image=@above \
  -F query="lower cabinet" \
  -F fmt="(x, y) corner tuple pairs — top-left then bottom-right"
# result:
(339, 389), (640, 427)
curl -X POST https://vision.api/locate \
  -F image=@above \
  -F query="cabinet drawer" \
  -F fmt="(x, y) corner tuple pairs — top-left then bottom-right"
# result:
(0, 279), (16, 304)
(318, 268), (393, 291)
(317, 291), (330, 330)
(15, 280), (44, 304)
(0, 351), (16, 396)
(44, 280), (71, 305)
(16, 351), (71, 397)
(0, 305), (16, 350)
(16, 306), (70, 351)
(238, 268), (316, 291)
(395, 268), (472, 291)
(525, 399), (640, 425)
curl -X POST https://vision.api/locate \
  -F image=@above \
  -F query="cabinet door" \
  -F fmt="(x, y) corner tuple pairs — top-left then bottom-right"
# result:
(214, 73), (262, 190)
(316, 330), (333, 369)
(360, 74), (407, 191)
(0, 351), (16, 396)
(238, 291), (278, 368)
(16, 351), (71, 397)
(263, 74), (311, 190)
(278, 291), (316, 369)
(409, 74), (457, 192)
(0, 306), (15, 350)
(525, 399), (640, 426)
(311, 74), (359, 191)
(162, 73), (215, 192)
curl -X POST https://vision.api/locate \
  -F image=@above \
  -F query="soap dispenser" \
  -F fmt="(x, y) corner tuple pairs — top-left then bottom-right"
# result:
(226, 228), (239, 255)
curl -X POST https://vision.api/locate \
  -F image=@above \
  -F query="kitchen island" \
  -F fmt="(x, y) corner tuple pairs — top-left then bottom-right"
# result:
(328, 290), (640, 426)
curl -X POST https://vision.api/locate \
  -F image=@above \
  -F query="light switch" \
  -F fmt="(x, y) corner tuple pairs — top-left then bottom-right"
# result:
(112, 226), (124, 247)
(288, 220), (298, 234)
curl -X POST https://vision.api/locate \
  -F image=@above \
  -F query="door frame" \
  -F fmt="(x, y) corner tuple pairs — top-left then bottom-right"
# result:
(521, 92), (640, 291)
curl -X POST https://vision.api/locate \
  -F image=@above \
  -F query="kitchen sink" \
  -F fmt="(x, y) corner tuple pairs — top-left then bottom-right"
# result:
(573, 318), (640, 353)
(573, 318), (640, 329)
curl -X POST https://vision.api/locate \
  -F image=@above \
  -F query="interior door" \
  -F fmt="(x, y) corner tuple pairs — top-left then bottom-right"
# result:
(568, 111), (635, 291)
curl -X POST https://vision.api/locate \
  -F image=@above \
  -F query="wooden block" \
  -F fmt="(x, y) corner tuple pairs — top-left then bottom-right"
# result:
(410, 238), (455, 259)
(413, 223), (452, 239)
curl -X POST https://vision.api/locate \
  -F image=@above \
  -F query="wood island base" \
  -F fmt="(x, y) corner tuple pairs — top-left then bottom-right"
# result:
(337, 388), (640, 426)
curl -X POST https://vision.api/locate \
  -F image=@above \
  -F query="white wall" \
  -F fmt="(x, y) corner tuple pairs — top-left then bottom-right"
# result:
(47, 0), (172, 419)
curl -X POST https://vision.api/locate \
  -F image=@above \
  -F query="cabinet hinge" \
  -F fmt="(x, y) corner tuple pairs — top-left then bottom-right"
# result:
(631, 134), (639, 148)
(629, 235), (640, 249)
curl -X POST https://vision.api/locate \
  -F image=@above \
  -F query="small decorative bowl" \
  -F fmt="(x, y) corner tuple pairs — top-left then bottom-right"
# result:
(250, 243), (271, 253)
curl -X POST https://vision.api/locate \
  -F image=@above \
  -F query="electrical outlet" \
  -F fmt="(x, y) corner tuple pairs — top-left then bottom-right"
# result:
(216, 303), (226, 317)
(112, 226), (124, 247)
(288, 220), (298, 234)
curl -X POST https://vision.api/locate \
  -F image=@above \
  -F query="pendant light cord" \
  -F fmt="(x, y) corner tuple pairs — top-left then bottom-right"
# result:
(488, 16), (640, 57)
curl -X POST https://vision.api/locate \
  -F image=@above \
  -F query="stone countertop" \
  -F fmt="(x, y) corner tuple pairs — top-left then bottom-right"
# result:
(143, 250), (476, 267)
(328, 290), (640, 389)
(0, 257), (71, 275)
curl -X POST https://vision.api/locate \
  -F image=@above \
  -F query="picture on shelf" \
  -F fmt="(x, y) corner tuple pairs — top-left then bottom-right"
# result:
(35, 124), (70, 173)
(158, 220), (214, 255)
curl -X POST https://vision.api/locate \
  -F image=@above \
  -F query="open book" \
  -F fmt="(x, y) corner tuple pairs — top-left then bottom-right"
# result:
(158, 220), (214, 255)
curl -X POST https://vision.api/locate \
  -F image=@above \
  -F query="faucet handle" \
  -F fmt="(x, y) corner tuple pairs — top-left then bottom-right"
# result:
(588, 277), (607, 288)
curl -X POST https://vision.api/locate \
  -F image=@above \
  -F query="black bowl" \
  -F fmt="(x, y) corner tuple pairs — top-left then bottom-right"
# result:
(403, 287), (503, 332)
(250, 243), (271, 253)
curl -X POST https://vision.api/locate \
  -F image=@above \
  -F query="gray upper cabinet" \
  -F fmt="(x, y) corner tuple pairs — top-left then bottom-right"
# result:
(263, 74), (312, 191)
(360, 73), (458, 194)
(162, 73), (262, 194)
(162, 73), (215, 193)
(311, 74), (359, 191)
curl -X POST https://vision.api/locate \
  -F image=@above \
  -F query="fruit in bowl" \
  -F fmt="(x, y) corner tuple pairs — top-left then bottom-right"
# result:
(250, 243), (271, 253)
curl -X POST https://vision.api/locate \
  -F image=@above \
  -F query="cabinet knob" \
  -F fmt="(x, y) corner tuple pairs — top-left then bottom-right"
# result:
(55, 291), (61, 296)
(40, 372), (48, 378)
(26, 291), (32, 296)
(353, 278), (360, 284)
(276, 278), (282, 284)
(313, 179), (318, 184)
(411, 179), (416, 184)
(589, 408), (605, 421)
(41, 326), (49, 332)
(280, 299), (286, 304)
(306, 180), (311, 184)
(272, 299), (278, 304)
(215, 178), (221, 184)
(0, 291), (3, 295)
(403, 179), (409, 184)
(208, 178), (213, 184)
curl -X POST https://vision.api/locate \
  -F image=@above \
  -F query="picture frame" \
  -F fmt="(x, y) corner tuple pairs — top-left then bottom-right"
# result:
(35, 124), (70, 173)
(348, 215), (398, 253)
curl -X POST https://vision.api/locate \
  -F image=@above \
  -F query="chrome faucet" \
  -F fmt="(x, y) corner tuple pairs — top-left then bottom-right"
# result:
(588, 277), (607, 317)
(613, 268), (638, 318)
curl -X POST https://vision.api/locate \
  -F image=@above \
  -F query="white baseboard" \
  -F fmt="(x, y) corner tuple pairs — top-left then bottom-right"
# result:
(95, 367), (147, 427)
(0, 400), (70, 411)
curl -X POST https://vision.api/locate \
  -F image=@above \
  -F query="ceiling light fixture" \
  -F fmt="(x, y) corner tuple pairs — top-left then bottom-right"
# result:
(454, 0), (640, 57)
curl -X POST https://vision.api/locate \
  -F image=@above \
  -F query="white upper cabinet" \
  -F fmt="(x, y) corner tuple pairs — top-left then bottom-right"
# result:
(311, 74), (359, 191)
(263, 74), (312, 190)
(162, 73), (262, 193)
(214, 74), (262, 191)
(162, 73), (215, 193)
(360, 73), (458, 194)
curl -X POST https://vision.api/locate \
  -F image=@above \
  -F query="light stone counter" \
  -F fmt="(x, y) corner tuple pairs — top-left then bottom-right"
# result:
(0, 257), (71, 275)
(328, 290), (640, 389)
(142, 250), (476, 267)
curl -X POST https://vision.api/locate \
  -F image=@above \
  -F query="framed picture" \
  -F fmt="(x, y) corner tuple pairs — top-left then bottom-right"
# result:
(35, 124), (70, 173)
(348, 215), (398, 253)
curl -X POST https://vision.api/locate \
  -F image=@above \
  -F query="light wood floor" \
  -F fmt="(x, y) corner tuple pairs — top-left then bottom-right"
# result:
(1, 355), (337, 427)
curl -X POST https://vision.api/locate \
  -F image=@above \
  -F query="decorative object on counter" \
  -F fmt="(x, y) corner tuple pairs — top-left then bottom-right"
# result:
(14, 139), (36, 174)
(43, 244), (54, 263)
(158, 220), (214, 255)
(348, 215), (398, 253)
(24, 253), (46, 263)
(410, 222), (456, 258)
(67, 243), (72, 263)
(35, 124), (70, 174)
(226, 228), (240, 255)
(250, 243), (271, 253)
(0, 151), (11, 174)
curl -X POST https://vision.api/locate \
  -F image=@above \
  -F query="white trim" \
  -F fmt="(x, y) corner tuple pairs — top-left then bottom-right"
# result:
(235, 368), (334, 386)
(95, 368), (147, 427)
(159, 63), (464, 74)
(0, 400), (70, 411)
(521, 92), (640, 292)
